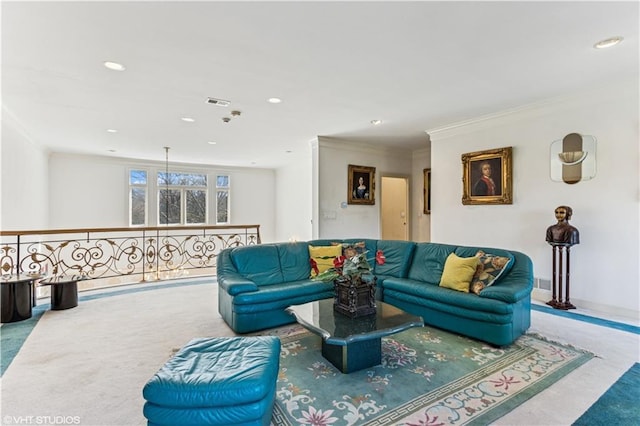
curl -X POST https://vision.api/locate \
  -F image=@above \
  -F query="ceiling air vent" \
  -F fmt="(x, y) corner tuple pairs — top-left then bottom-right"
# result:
(206, 97), (231, 107)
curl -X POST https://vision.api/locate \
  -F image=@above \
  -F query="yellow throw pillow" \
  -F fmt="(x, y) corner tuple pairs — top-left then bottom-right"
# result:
(309, 244), (343, 278)
(439, 253), (479, 293)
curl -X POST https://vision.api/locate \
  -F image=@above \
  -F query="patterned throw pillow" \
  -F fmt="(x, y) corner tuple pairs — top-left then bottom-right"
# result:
(342, 241), (366, 259)
(470, 250), (512, 295)
(309, 244), (343, 278)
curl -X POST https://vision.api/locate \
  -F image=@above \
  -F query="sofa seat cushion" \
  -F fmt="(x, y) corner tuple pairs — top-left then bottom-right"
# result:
(384, 288), (514, 324)
(233, 280), (334, 306)
(383, 278), (514, 315)
(142, 336), (280, 408)
(233, 291), (335, 315)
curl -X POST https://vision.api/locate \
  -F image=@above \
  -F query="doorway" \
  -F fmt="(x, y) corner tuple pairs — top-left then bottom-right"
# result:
(381, 176), (409, 240)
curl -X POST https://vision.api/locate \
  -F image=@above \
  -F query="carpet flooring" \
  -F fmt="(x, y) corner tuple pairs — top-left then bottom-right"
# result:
(263, 324), (593, 425)
(572, 362), (640, 426)
(0, 279), (637, 425)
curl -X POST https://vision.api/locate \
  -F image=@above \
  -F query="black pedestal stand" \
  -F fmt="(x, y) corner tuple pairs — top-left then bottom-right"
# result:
(547, 243), (576, 310)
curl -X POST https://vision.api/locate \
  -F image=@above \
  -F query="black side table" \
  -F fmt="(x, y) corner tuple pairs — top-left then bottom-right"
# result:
(39, 275), (85, 310)
(1, 275), (35, 323)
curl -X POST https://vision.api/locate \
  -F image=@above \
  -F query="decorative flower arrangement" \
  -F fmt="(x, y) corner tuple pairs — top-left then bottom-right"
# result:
(312, 249), (386, 282)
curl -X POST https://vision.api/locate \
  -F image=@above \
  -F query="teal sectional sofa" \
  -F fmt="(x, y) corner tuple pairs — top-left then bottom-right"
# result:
(217, 239), (533, 346)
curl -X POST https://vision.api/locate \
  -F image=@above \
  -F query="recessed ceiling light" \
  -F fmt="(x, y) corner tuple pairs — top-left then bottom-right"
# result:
(106, 129), (118, 133)
(181, 117), (195, 123)
(593, 36), (623, 49)
(208, 141), (217, 145)
(104, 61), (126, 71)
(371, 119), (382, 125)
(268, 98), (282, 104)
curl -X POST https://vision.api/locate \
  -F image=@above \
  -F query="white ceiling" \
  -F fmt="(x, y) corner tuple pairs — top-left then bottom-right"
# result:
(2, 1), (638, 168)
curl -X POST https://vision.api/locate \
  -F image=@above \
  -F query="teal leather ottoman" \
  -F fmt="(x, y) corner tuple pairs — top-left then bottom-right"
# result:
(143, 336), (281, 426)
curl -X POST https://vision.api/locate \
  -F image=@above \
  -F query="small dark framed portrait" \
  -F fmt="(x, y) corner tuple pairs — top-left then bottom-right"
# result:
(462, 147), (512, 205)
(348, 164), (375, 205)
(423, 168), (431, 214)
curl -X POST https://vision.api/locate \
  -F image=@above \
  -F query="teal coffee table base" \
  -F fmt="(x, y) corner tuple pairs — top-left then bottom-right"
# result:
(286, 299), (423, 374)
(322, 336), (382, 373)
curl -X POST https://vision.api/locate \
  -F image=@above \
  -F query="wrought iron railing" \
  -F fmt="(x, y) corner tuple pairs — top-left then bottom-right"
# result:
(0, 225), (261, 282)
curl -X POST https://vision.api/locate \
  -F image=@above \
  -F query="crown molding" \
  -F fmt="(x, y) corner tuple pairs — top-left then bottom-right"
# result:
(426, 78), (637, 141)
(317, 136), (412, 158)
(49, 151), (272, 174)
(2, 104), (46, 151)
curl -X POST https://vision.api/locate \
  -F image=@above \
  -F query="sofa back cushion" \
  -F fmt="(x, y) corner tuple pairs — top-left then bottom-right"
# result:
(374, 240), (415, 278)
(277, 242), (314, 282)
(230, 244), (284, 286)
(408, 243), (458, 284)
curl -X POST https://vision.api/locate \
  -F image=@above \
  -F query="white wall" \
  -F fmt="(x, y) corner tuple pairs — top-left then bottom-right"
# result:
(428, 79), (639, 317)
(316, 137), (414, 240)
(1, 109), (49, 230)
(49, 154), (128, 228)
(411, 146), (431, 242)
(228, 167), (276, 243)
(274, 151), (313, 243)
(46, 153), (277, 242)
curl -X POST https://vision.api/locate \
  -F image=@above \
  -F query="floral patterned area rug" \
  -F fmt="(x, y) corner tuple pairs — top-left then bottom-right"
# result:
(265, 325), (593, 426)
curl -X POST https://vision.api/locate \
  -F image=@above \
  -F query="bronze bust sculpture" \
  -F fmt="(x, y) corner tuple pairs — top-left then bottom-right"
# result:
(546, 205), (579, 310)
(546, 205), (580, 246)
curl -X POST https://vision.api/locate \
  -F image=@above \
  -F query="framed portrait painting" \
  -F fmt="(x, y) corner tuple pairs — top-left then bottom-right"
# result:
(348, 164), (375, 205)
(462, 147), (512, 205)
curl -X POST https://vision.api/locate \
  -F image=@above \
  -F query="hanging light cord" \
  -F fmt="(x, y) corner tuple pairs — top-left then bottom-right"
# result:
(164, 147), (170, 225)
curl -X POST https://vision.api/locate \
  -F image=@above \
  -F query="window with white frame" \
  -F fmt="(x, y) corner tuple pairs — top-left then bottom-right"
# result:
(129, 170), (147, 226)
(216, 175), (229, 224)
(129, 169), (229, 226)
(158, 172), (208, 225)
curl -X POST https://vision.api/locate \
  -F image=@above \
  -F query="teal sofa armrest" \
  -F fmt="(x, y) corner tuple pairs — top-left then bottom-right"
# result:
(217, 247), (259, 295)
(479, 251), (533, 303)
(219, 277), (259, 296)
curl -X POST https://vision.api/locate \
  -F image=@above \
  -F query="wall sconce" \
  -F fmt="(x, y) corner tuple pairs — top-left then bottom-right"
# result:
(550, 133), (596, 184)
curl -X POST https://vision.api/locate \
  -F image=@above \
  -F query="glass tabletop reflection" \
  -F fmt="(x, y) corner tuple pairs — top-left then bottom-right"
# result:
(286, 298), (423, 346)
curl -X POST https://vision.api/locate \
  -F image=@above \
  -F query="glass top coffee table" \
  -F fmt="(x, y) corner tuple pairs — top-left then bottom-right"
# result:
(286, 298), (423, 373)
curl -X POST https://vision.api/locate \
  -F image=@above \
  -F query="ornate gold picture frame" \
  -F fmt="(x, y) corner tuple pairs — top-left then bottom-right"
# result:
(462, 147), (512, 205)
(348, 164), (375, 205)
(423, 168), (431, 214)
